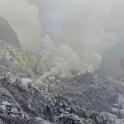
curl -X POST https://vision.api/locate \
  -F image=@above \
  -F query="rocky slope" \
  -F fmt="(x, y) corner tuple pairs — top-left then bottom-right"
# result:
(0, 41), (123, 123)
(0, 75), (123, 124)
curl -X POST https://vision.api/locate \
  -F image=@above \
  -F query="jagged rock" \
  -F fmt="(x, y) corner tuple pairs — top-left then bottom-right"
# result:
(0, 100), (25, 120)
(53, 73), (124, 115)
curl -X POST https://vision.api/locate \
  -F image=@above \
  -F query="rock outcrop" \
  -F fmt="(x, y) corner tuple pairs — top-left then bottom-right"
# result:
(0, 16), (21, 47)
(53, 73), (124, 118)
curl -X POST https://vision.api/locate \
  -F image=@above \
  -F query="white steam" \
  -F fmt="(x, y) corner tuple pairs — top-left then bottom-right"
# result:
(38, 0), (122, 77)
(0, 0), (124, 78)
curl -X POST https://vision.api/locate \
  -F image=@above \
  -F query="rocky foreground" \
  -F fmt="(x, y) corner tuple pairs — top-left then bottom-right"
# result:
(0, 74), (123, 124)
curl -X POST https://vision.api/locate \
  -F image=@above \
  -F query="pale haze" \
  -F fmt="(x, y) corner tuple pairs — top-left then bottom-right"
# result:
(0, 0), (124, 77)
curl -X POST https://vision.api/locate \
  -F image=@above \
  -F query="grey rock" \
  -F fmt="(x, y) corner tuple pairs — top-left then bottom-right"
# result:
(0, 75), (123, 124)
(53, 73), (124, 114)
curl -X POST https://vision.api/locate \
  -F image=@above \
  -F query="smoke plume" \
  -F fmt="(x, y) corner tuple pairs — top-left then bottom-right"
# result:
(0, 0), (124, 78)
(38, 0), (123, 77)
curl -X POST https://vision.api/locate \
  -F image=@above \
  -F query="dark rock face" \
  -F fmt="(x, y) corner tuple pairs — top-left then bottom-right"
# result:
(0, 16), (21, 47)
(53, 73), (124, 115)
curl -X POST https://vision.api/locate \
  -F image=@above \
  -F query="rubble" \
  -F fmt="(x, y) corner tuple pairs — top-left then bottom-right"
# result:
(0, 75), (123, 124)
